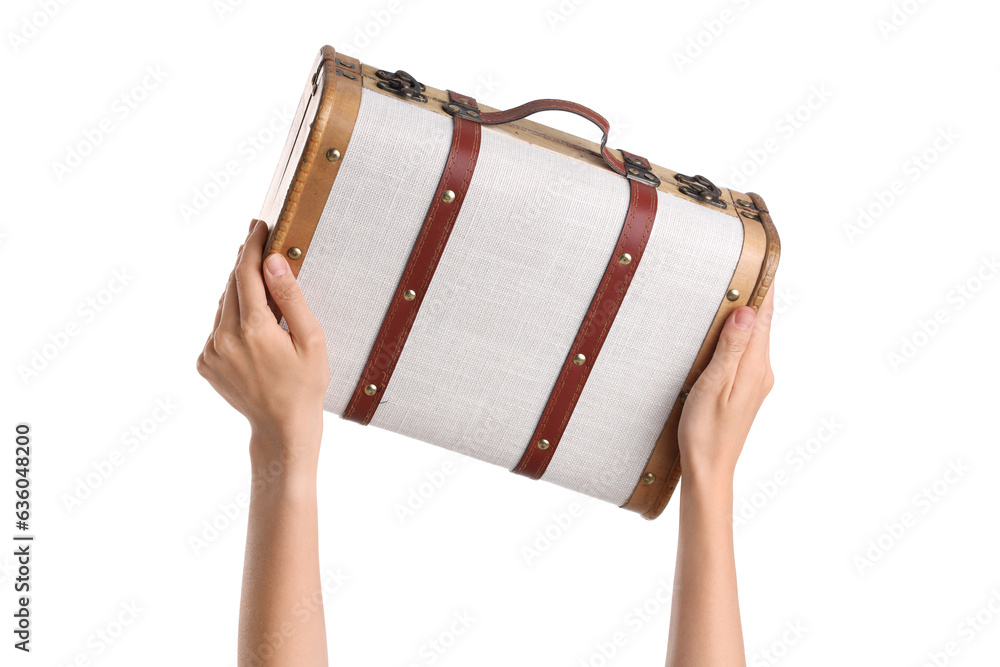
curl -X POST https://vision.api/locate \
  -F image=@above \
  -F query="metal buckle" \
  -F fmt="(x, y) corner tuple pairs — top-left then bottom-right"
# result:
(674, 173), (727, 209)
(442, 100), (482, 122)
(375, 69), (427, 103)
(623, 155), (661, 187)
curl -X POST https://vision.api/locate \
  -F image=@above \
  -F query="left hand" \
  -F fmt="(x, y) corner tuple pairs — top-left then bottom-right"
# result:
(196, 219), (331, 472)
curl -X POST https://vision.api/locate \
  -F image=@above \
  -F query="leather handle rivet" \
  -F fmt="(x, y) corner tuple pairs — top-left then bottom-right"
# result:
(441, 190), (456, 203)
(287, 247), (302, 260)
(642, 472), (656, 485)
(403, 289), (416, 301)
(618, 253), (632, 266)
(326, 148), (342, 162)
(726, 289), (741, 302)
(679, 391), (689, 403)
(537, 439), (550, 450)
(572, 353), (586, 366)
(364, 384), (379, 396)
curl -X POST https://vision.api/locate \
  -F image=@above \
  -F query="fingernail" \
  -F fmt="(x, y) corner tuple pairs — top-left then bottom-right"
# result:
(734, 307), (756, 330)
(249, 219), (258, 234)
(265, 253), (287, 277)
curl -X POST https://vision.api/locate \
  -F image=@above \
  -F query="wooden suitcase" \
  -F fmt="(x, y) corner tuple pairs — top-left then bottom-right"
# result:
(260, 46), (779, 519)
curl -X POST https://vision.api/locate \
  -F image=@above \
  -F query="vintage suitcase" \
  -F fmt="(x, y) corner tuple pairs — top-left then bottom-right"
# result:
(259, 46), (779, 519)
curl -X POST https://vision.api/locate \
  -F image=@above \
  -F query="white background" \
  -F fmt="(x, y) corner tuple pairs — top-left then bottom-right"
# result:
(2, 0), (999, 665)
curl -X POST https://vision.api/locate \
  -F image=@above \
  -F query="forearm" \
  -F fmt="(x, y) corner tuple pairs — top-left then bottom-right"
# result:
(238, 431), (327, 667)
(665, 472), (744, 667)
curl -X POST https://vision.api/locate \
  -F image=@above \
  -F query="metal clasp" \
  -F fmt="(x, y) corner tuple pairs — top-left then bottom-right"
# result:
(375, 69), (427, 103)
(674, 173), (727, 209)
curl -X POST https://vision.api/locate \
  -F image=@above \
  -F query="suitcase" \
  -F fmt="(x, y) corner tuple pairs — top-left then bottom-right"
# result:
(259, 46), (779, 519)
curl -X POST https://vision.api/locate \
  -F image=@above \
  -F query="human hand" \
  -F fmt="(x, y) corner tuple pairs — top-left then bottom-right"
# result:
(196, 219), (330, 473)
(677, 285), (775, 485)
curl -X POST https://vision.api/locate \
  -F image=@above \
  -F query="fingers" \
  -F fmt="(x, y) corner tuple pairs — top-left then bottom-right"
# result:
(744, 284), (776, 366)
(217, 252), (241, 335)
(262, 252), (324, 349)
(218, 222), (258, 337)
(210, 273), (228, 333)
(699, 305), (757, 393)
(733, 285), (777, 400)
(235, 220), (270, 328)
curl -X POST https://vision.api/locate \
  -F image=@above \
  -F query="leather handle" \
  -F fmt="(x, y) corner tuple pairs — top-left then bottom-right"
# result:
(481, 99), (624, 176)
(445, 97), (629, 178)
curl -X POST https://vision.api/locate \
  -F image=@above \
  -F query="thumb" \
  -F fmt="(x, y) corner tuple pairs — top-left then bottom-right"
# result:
(700, 306), (756, 387)
(263, 253), (322, 345)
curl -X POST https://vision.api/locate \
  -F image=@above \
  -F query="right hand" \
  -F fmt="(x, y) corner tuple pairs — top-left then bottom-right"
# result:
(676, 286), (775, 484)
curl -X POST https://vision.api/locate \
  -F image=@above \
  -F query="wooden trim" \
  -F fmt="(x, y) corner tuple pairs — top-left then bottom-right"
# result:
(262, 47), (362, 278)
(620, 189), (780, 520)
(747, 192), (781, 309)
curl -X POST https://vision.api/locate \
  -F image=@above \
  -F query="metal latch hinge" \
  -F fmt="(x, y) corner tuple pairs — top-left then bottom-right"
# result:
(375, 69), (427, 103)
(674, 173), (727, 209)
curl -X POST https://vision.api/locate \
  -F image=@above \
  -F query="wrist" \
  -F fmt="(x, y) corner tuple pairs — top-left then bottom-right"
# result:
(680, 468), (734, 509)
(249, 416), (323, 476)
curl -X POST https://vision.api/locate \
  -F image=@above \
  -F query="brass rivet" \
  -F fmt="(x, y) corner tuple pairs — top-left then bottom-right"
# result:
(326, 148), (342, 162)
(573, 353), (586, 366)
(467, 109), (480, 118)
(618, 253), (632, 266)
(537, 439), (550, 450)
(642, 472), (656, 485)
(680, 392), (689, 403)
(364, 384), (378, 396)
(287, 247), (302, 260)
(726, 289), (741, 302)
(441, 190), (456, 203)
(628, 167), (639, 175)
(457, 97), (469, 104)
(403, 289), (416, 301)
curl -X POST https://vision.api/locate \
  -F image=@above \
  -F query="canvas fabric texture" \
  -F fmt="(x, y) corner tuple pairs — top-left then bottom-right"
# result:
(292, 88), (744, 506)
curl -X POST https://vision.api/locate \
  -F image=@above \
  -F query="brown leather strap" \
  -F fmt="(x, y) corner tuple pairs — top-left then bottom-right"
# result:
(513, 150), (659, 479)
(342, 90), (482, 425)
